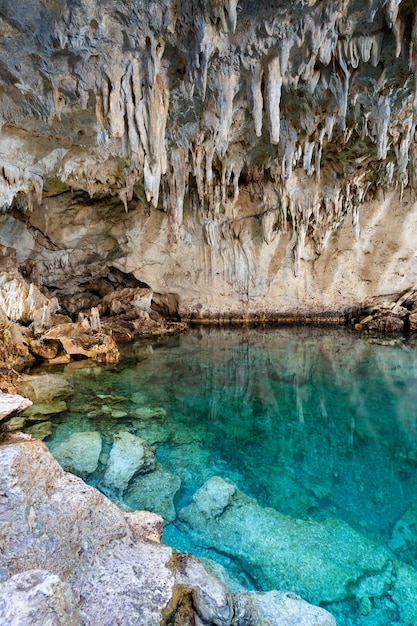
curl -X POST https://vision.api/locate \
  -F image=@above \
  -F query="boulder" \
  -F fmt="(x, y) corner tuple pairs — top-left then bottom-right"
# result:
(0, 434), (175, 625)
(0, 392), (32, 421)
(41, 323), (120, 364)
(125, 462), (181, 522)
(168, 554), (234, 626)
(102, 431), (156, 494)
(49, 431), (102, 476)
(22, 400), (68, 422)
(17, 373), (73, 403)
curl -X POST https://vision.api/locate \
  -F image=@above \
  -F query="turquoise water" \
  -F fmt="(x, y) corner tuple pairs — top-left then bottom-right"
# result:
(35, 327), (417, 624)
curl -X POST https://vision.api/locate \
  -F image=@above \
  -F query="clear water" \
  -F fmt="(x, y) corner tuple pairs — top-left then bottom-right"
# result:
(33, 327), (417, 624)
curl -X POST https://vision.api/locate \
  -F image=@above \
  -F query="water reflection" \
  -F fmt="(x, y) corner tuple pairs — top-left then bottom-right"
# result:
(32, 327), (417, 624)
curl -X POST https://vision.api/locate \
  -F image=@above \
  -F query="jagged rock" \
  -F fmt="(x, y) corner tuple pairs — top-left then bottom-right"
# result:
(168, 554), (234, 626)
(0, 434), (175, 625)
(102, 431), (156, 494)
(0, 570), (80, 626)
(233, 590), (336, 626)
(41, 323), (120, 363)
(98, 286), (153, 316)
(0, 432), (333, 626)
(124, 462), (181, 523)
(0, 393), (32, 421)
(0, 269), (49, 324)
(49, 431), (102, 476)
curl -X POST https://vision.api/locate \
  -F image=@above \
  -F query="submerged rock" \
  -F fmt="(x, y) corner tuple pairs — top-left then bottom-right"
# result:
(234, 590), (336, 626)
(0, 433), (334, 625)
(133, 405), (167, 420)
(125, 462), (181, 523)
(390, 502), (417, 564)
(17, 373), (73, 403)
(50, 431), (102, 476)
(22, 400), (68, 422)
(24, 421), (53, 440)
(102, 430), (156, 494)
(178, 476), (417, 620)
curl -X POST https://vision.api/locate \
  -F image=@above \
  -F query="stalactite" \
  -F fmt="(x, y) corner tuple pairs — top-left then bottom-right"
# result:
(251, 62), (264, 138)
(385, 0), (402, 58)
(267, 57), (282, 145)
(373, 95), (391, 160)
(216, 71), (239, 156)
(303, 142), (315, 176)
(0, 161), (43, 211)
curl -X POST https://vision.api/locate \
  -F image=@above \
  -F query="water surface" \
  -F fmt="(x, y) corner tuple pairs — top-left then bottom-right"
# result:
(35, 327), (417, 624)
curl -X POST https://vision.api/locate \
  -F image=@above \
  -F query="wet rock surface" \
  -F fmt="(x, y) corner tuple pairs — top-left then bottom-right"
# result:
(49, 431), (102, 476)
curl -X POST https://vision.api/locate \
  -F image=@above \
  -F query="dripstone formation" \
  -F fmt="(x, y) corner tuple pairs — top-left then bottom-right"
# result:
(0, 0), (416, 336)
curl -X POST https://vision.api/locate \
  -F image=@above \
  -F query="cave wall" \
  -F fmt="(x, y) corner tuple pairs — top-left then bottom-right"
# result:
(0, 0), (416, 318)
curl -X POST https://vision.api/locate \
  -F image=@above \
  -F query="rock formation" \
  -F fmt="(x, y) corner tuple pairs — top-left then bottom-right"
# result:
(0, 432), (336, 625)
(0, 0), (416, 328)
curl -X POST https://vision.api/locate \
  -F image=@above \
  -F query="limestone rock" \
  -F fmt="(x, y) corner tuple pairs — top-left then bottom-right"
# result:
(3, 416), (26, 431)
(0, 434), (175, 625)
(178, 477), (396, 606)
(25, 421), (53, 440)
(23, 400), (68, 422)
(102, 431), (156, 494)
(0, 433), (336, 626)
(0, 0), (414, 323)
(17, 373), (73, 404)
(234, 590), (336, 626)
(0, 270), (48, 323)
(171, 554), (234, 626)
(0, 393), (32, 421)
(389, 502), (417, 564)
(41, 324), (120, 364)
(124, 462), (181, 523)
(133, 405), (167, 420)
(98, 286), (153, 315)
(0, 569), (80, 626)
(49, 431), (102, 476)
(124, 510), (164, 543)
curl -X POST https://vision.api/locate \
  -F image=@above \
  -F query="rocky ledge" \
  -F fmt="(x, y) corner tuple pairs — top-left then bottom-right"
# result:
(0, 431), (335, 626)
(0, 248), (188, 393)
